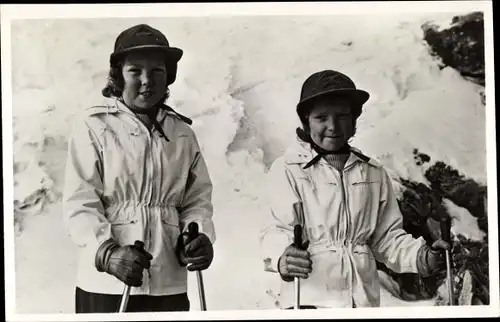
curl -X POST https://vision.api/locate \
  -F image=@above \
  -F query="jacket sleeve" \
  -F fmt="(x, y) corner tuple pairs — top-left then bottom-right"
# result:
(370, 169), (425, 273)
(259, 158), (300, 273)
(368, 168), (426, 274)
(178, 131), (216, 245)
(62, 116), (112, 267)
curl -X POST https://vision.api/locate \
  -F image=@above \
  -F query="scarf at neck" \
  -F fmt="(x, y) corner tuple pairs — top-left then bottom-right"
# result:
(296, 127), (351, 169)
(120, 99), (194, 125)
(121, 100), (168, 140)
(126, 103), (159, 117)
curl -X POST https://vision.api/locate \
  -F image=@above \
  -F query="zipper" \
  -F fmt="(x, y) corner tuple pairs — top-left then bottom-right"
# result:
(339, 161), (358, 237)
(339, 169), (353, 306)
(133, 115), (155, 293)
(339, 171), (349, 241)
(340, 163), (358, 305)
(147, 129), (154, 293)
(148, 134), (154, 207)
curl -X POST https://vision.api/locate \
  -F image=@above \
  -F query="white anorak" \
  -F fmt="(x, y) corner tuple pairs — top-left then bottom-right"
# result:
(260, 139), (425, 308)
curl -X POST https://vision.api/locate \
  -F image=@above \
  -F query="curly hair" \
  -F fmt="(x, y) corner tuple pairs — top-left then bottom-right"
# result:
(101, 63), (170, 102)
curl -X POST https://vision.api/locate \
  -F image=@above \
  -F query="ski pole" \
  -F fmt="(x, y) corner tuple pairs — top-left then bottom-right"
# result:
(292, 201), (306, 310)
(440, 216), (454, 306)
(293, 224), (303, 310)
(118, 240), (145, 313)
(118, 285), (131, 313)
(188, 222), (207, 311)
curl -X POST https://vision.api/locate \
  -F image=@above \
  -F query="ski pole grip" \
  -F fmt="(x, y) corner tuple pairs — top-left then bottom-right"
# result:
(439, 216), (452, 244)
(134, 240), (145, 252)
(294, 225), (303, 249)
(188, 222), (200, 241)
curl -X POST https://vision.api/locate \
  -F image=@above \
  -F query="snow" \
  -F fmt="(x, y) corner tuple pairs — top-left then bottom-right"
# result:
(11, 13), (487, 313)
(443, 198), (487, 242)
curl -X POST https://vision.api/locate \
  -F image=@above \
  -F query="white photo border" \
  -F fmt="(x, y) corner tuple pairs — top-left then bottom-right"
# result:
(2, 1), (498, 321)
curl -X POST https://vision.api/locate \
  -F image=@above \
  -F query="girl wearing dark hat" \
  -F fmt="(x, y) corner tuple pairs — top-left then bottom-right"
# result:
(62, 24), (215, 313)
(259, 70), (450, 309)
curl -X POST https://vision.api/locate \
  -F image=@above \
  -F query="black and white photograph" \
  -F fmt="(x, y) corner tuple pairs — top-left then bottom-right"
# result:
(2, 1), (498, 321)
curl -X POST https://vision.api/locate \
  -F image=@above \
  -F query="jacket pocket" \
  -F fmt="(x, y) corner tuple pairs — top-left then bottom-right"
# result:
(353, 247), (376, 261)
(160, 212), (181, 253)
(351, 179), (380, 185)
(110, 219), (142, 246)
(352, 247), (379, 291)
(315, 177), (340, 209)
(312, 250), (350, 291)
(112, 219), (139, 226)
(348, 179), (380, 216)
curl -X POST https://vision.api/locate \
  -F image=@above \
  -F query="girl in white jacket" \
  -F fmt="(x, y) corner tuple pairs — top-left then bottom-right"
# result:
(259, 70), (450, 309)
(63, 24), (216, 313)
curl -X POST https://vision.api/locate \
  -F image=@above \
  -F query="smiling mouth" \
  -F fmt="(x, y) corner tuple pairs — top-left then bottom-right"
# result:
(140, 91), (154, 98)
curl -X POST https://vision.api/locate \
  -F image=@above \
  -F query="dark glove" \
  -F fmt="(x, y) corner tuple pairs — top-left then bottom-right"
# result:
(95, 239), (153, 287)
(278, 241), (311, 282)
(176, 232), (214, 271)
(416, 239), (451, 277)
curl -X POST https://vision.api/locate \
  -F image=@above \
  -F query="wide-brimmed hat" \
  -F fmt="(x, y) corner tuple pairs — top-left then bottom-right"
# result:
(109, 24), (183, 85)
(297, 70), (370, 118)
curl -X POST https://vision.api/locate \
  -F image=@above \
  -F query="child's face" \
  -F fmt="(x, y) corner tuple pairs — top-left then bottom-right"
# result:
(307, 97), (354, 151)
(121, 50), (168, 109)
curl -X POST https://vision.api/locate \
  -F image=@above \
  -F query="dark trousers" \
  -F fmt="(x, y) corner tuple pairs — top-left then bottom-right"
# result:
(75, 287), (190, 313)
(285, 302), (357, 309)
(285, 305), (317, 309)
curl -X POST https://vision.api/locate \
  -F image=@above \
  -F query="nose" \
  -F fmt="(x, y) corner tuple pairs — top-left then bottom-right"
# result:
(325, 115), (337, 132)
(140, 71), (154, 86)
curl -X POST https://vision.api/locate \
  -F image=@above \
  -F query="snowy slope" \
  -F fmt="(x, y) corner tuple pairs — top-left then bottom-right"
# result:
(11, 13), (486, 313)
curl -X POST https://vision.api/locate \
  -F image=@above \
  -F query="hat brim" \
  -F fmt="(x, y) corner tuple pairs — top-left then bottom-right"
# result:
(110, 45), (183, 65)
(297, 88), (370, 110)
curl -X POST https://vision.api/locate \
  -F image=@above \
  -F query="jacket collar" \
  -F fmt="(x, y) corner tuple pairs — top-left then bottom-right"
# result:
(284, 137), (380, 169)
(114, 99), (167, 122)
(114, 99), (179, 141)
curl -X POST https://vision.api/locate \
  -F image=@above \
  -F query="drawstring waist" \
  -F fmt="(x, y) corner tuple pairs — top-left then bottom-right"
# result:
(104, 202), (181, 225)
(308, 239), (369, 255)
(104, 200), (179, 210)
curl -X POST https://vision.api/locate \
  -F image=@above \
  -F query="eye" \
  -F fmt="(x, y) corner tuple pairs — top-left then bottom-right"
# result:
(314, 114), (327, 121)
(154, 67), (166, 72)
(128, 68), (141, 75)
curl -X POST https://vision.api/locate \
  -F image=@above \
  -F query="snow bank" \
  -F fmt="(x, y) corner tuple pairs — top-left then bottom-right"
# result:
(11, 12), (487, 313)
(444, 198), (487, 242)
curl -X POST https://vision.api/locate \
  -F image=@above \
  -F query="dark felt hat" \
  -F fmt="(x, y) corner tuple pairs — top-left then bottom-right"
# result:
(297, 70), (370, 118)
(110, 24), (183, 85)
